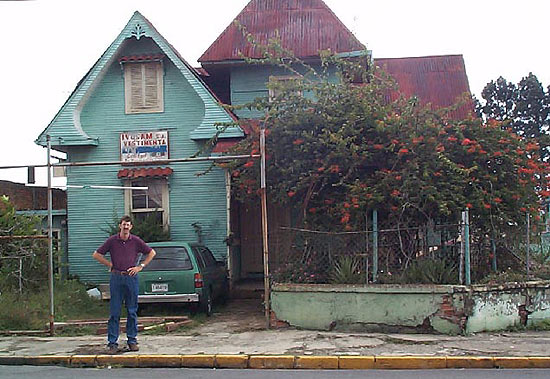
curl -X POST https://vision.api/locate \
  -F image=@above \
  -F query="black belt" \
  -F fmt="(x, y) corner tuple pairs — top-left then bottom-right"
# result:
(111, 269), (130, 276)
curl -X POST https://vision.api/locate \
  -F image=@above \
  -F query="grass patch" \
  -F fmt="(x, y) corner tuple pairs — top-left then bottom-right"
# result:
(0, 279), (109, 332)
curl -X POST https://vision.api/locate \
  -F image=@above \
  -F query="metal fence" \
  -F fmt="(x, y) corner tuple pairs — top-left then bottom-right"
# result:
(271, 212), (550, 285)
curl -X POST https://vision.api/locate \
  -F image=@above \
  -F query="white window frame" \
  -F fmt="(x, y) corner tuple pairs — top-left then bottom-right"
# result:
(124, 61), (164, 114)
(124, 178), (170, 229)
(268, 75), (303, 102)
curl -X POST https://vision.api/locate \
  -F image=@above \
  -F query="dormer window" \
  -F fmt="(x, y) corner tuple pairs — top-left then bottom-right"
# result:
(121, 55), (164, 114)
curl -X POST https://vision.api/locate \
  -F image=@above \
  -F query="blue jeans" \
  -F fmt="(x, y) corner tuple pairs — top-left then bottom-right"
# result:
(108, 273), (139, 346)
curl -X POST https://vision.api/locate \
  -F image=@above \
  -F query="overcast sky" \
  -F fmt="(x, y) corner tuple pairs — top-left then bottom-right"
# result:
(0, 0), (548, 185)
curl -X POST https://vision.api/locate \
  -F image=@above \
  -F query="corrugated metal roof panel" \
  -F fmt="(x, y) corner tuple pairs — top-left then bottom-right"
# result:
(374, 55), (473, 119)
(199, 0), (365, 63)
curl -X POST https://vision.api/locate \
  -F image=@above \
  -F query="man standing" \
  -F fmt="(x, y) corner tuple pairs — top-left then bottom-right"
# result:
(92, 215), (156, 353)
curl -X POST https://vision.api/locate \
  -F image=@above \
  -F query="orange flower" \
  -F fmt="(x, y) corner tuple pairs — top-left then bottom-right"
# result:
(391, 189), (400, 197)
(447, 136), (458, 142)
(398, 148), (409, 155)
(329, 165), (340, 173)
(287, 191), (296, 198)
(466, 203), (473, 209)
(244, 161), (254, 168)
(373, 144), (384, 150)
(483, 203), (491, 209)
(493, 197), (502, 204)
(293, 139), (304, 145)
(341, 213), (350, 224)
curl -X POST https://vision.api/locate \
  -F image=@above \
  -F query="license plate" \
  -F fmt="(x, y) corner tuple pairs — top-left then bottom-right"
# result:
(151, 283), (168, 292)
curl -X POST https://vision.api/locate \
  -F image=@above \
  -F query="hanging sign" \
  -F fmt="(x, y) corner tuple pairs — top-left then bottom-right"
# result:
(120, 131), (169, 162)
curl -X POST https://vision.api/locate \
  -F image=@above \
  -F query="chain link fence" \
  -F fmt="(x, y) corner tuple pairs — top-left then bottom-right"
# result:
(271, 212), (550, 285)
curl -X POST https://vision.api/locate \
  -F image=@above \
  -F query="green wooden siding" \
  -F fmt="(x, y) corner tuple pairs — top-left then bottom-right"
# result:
(62, 32), (232, 284)
(230, 64), (338, 119)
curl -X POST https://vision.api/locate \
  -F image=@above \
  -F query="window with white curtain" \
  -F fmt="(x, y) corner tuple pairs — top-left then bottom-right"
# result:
(125, 178), (169, 228)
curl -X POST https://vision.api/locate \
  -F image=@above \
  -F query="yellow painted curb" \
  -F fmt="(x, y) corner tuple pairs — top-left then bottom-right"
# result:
(494, 357), (533, 369)
(528, 357), (550, 368)
(96, 354), (139, 367)
(181, 354), (216, 368)
(249, 355), (295, 369)
(446, 356), (494, 369)
(295, 356), (339, 369)
(215, 354), (248, 369)
(374, 356), (447, 369)
(139, 354), (182, 367)
(338, 356), (375, 369)
(70, 355), (97, 367)
(0, 356), (28, 365)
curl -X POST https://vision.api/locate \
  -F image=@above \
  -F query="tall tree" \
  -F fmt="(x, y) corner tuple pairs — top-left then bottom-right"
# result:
(476, 73), (550, 160)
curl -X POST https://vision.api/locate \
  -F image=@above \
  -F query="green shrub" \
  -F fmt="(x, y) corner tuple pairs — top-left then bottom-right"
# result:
(102, 212), (170, 243)
(400, 258), (458, 284)
(329, 256), (365, 284)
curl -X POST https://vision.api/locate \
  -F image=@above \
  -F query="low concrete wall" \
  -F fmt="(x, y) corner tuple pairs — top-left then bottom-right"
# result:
(271, 281), (550, 334)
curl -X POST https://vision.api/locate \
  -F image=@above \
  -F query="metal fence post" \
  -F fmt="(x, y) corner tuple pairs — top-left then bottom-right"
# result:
(491, 238), (497, 272)
(461, 209), (471, 285)
(372, 209), (378, 283)
(365, 212), (369, 284)
(526, 212), (530, 279)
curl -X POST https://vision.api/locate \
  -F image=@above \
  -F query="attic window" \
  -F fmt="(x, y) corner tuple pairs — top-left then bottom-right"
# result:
(123, 59), (164, 114)
(268, 76), (303, 102)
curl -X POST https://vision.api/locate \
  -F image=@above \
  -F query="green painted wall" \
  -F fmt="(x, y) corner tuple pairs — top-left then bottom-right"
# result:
(65, 36), (231, 284)
(230, 64), (338, 119)
(271, 282), (550, 335)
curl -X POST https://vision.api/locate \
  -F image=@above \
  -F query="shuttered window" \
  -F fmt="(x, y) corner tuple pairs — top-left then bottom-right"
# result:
(124, 61), (164, 114)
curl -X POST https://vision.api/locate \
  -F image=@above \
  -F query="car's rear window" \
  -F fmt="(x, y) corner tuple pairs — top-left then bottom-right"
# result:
(142, 247), (193, 271)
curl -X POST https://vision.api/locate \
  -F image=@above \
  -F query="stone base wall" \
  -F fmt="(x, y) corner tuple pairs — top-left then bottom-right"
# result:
(270, 281), (550, 334)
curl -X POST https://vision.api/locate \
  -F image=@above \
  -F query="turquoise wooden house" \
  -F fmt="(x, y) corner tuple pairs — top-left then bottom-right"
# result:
(35, 12), (243, 284)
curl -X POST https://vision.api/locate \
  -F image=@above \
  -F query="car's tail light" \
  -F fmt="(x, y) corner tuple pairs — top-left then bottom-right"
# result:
(194, 273), (203, 288)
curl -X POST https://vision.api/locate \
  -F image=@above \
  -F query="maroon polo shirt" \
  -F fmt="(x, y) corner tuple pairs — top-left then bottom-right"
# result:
(96, 234), (152, 271)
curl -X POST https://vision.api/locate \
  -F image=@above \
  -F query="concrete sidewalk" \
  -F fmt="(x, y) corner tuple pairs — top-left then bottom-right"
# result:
(1, 299), (550, 369)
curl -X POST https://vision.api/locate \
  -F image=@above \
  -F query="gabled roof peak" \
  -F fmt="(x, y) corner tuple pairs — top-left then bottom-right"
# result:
(199, 0), (365, 63)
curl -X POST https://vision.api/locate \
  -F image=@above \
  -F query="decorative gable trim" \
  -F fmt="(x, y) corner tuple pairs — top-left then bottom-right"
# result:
(36, 11), (243, 148)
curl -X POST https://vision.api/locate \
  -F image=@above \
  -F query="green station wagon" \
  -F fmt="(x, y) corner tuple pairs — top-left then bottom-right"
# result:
(138, 241), (228, 316)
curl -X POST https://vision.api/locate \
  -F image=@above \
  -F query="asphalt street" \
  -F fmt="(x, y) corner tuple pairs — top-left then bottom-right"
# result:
(2, 367), (550, 379)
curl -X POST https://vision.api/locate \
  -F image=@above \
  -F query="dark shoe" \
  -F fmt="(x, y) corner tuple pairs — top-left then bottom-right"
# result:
(107, 344), (119, 354)
(128, 343), (139, 352)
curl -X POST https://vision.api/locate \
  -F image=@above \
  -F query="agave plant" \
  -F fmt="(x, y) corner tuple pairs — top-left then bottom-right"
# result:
(329, 256), (364, 284)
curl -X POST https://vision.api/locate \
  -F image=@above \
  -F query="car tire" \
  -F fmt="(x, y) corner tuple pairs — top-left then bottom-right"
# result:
(200, 289), (213, 317)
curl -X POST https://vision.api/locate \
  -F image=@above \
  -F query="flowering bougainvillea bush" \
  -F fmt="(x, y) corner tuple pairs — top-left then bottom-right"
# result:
(224, 48), (547, 249)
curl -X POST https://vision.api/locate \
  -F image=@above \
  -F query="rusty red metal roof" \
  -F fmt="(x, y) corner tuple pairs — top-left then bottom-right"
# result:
(199, 0), (365, 63)
(117, 167), (173, 179)
(374, 55), (473, 119)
